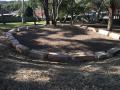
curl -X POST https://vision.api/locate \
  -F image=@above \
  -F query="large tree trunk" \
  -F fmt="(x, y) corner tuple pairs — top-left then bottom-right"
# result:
(43, 0), (50, 25)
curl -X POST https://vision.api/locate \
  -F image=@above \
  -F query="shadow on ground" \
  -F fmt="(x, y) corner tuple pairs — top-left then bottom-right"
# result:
(0, 50), (120, 90)
(14, 25), (119, 53)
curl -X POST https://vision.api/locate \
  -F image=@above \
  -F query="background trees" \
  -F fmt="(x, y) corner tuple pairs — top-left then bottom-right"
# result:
(1, 0), (120, 30)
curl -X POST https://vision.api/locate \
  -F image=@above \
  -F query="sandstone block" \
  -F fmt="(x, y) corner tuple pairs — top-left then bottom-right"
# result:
(95, 51), (108, 60)
(8, 29), (16, 33)
(109, 32), (120, 40)
(47, 52), (70, 62)
(88, 27), (97, 32)
(15, 44), (29, 54)
(71, 51), (95, 61)
(0, 43), (8, 51)
(107, 47), (120, 57)
(17, 26), (26, 31)
(29, 49), (47, 59)
(98, 29), (109, 36)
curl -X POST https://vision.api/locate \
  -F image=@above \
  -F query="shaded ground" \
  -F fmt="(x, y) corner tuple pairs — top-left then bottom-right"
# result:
(0, 24), (120, 89)
(0, 50), (120, 90)
(14, 25), (119, 54)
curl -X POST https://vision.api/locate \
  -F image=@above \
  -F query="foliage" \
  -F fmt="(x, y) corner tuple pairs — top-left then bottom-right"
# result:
(25, 6), (33, 17)
(2, 1), (21, 12)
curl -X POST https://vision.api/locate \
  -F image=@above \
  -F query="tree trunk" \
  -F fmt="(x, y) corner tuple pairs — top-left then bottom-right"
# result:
(107, 0), (114, 31)
(1, 8), (6, 25)
(70, 0), (74, 25)
(43, 0), (50, 25)
(21, 0), (25, 23)
(107, 7), (113, 31)
(52, 0), (57, 26)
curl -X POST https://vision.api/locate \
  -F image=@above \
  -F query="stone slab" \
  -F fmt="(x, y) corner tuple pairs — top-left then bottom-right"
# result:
(71, 51), (95, 61)
(107, 47), (120, 57)
(109, 32), (120, 40)
(15, 44), (29, 54)
(88, 27), (97, 32)
(98, 28), (109, 36)
(17, 26), (26, 31)
(0, 43), (8, 51)
(95, 51), (109, 60)
(29, 49), (47, 59)
(47, 52), (70, 62)
(5, 32), (12, 37)
(8, 29), (16, 33)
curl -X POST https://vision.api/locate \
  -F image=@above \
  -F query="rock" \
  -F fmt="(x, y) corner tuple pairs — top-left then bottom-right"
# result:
(10, 39), (20, 47)
(107, 47), (120, 57)
(17, 26), (26, 31)
(77, 25), (88, 30)
(26, 26), (29, 30)
(98, 28), (109, 36)
(5, 32), (12, 37)
(71, 51), (95, 61)
(0, 36), (7, 41)
(109, 32), (120, 40)
(88, 27), (97, 32)
(0, 43), (8, 57)
(0, 43), (7, 51)
(95, 51), (109, 60)
(8, 29), (16, 33)
(15, 44), (29, 54)
(29, 49), (47, 59)
(8, 35), (16, 40)
(28, 25), (35, 29)
(47, 52), (70, 62)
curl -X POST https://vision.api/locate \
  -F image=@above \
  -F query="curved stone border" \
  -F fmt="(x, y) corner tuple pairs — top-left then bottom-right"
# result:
(4, 25), (120, 62)
(86, 27), (120, 40)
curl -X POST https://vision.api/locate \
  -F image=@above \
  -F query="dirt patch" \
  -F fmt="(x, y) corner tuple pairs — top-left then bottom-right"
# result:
(14, 25), (119, 55)
(0, 50), (120, 90)
(0, 37), (120, 90)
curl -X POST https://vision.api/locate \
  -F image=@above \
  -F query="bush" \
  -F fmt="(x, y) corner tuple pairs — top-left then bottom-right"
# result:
(0, 15), (40, 23)
(24, 6), (33, 17)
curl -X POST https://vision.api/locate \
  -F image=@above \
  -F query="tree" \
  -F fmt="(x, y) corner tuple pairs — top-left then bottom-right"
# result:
(43, 0), (50, 25)
(107, 0), (114, 31)
(52, 0), (62, 26)
(25, 6), (33, 17)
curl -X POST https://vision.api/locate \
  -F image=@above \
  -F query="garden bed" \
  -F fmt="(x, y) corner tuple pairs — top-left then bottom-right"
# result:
(12, 25), (119, 61)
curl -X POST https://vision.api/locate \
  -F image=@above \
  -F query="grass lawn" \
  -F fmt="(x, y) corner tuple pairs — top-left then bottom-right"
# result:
(0, 21), (46, 30)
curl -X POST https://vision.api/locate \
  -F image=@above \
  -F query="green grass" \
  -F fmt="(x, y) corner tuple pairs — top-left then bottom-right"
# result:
(0, 21), (46, 30)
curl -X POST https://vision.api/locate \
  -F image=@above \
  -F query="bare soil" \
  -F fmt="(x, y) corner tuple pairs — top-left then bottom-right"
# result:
(0, 25), (120, 90)
(14, 25), (119, 55)
(0, 50), (120, 90)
